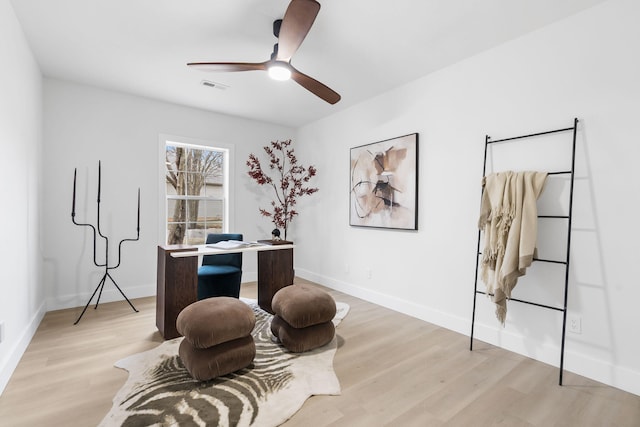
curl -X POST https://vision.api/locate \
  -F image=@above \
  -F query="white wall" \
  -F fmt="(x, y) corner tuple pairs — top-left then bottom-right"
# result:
(43, 79), (293, 310)
(294, 0), (640, 395)
(0, 0), (44, 394)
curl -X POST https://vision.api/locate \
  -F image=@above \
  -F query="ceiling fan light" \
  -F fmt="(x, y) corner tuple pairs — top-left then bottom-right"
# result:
(268, 63), (291, 81)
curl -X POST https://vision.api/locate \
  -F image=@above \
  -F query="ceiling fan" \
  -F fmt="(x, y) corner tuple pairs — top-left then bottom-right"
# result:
(187, 0), (340, 104)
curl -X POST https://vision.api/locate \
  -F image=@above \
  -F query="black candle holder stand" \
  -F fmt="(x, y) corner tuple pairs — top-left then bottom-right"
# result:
(71, 161), (140, 324)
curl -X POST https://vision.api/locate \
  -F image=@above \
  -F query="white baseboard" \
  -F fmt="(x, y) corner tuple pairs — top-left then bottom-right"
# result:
(46, 283), (157, 311)
(242, 271), (257, 284)
(296, 268), (470, 335)
(296, 268), (640, 397)
(0, 301), (46, 396)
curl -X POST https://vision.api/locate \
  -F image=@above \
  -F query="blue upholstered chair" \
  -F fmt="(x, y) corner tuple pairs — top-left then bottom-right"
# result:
(197, 233), (243, 300)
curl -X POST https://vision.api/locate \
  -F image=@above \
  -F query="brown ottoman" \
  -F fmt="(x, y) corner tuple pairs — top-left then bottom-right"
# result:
(176, 297), (256, 380)
(270, 284), (336, 353)
(178, 336), (255, 381)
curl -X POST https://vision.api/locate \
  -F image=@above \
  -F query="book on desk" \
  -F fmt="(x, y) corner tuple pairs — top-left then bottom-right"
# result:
(206, 240), (260, 250)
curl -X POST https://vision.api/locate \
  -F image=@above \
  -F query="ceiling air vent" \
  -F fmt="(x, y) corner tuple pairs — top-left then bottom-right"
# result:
(201, 80), (229, 90)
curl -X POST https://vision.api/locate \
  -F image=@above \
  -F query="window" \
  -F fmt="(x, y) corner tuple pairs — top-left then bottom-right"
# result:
(164, 141), (227, 245)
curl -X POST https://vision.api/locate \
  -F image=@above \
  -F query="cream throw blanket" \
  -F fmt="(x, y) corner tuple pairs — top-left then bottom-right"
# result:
(478, 171), (548, 324)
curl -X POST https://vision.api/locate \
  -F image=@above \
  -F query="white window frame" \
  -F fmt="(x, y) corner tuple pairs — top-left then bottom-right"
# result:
(158, 134), (235, 245)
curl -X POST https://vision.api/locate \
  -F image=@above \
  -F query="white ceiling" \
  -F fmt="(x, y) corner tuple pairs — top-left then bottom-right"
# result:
(11, 0), (606, 128)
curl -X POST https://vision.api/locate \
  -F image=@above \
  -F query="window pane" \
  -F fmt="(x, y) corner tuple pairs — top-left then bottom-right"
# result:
(166, 146), (186, 172)
(186, 199), (201, 223)
(167, 222), (186, 245)
(202, 199), (223, 223)
(185, 172), (203, 196)
(203, 224), (222, 237)
(186, 222), (206, 245)
(167, 199), (185, 223)
(204, 172), (223, 197)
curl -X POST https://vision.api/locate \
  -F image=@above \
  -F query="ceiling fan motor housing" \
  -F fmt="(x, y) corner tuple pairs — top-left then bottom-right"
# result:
(273, 19), (282, 37)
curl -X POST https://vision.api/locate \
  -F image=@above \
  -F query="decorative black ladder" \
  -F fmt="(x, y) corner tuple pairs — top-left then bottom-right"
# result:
(469, 118), (579, 385)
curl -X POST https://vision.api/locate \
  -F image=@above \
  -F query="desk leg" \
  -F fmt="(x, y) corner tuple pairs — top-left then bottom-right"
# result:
(258, 248), (294, 314)
(156, 246), (197, 339)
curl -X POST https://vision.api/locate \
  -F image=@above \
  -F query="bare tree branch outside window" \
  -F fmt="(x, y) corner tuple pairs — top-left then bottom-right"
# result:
(165, 145), (224, 244)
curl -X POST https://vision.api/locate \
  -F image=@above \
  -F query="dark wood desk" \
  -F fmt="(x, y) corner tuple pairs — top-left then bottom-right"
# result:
(156, 245), (198, 340)
(156, 243), (294, 339)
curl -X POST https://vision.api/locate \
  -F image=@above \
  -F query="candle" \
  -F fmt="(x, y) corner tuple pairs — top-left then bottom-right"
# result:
(72, 168), (77, 217)
(97, 161), (101, 203)
(137, 188), (140, 230)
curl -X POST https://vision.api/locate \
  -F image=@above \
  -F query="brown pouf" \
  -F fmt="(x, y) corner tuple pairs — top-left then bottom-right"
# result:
(176, 297), (256, 380)
(271, 315), (335, 353)
(271, 284), (336, 353)
(177, 297), (256, 348)
(272, 283), (336, 328)
(178, 335), (256, 381)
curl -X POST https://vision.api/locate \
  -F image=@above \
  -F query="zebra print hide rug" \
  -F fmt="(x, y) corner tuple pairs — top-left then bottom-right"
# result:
(99, 299), (349, 427)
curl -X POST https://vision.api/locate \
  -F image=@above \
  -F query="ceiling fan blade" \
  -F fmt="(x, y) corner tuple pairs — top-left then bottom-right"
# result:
(290, 66), (341, 104)
(187, 61), (268, 72)
(276, 0), (320, 61)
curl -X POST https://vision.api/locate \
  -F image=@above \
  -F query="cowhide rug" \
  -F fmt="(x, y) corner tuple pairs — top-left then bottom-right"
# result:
(99, 299), (349, 427)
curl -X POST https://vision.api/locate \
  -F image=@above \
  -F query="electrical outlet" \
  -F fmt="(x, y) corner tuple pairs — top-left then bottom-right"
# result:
(0, 321), (4, 343)
(366, 268), (372, 279)
(568, 315), (582, 334)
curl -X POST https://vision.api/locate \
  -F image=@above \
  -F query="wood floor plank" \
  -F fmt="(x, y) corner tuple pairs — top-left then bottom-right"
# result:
(0, 278), (639, 426)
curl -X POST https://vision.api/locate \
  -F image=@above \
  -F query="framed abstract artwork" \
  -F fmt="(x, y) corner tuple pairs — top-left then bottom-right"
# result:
(350, 133), (419, 230)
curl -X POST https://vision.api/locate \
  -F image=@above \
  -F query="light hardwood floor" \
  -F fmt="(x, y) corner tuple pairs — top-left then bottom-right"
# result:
(1, 279), (639, 426)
